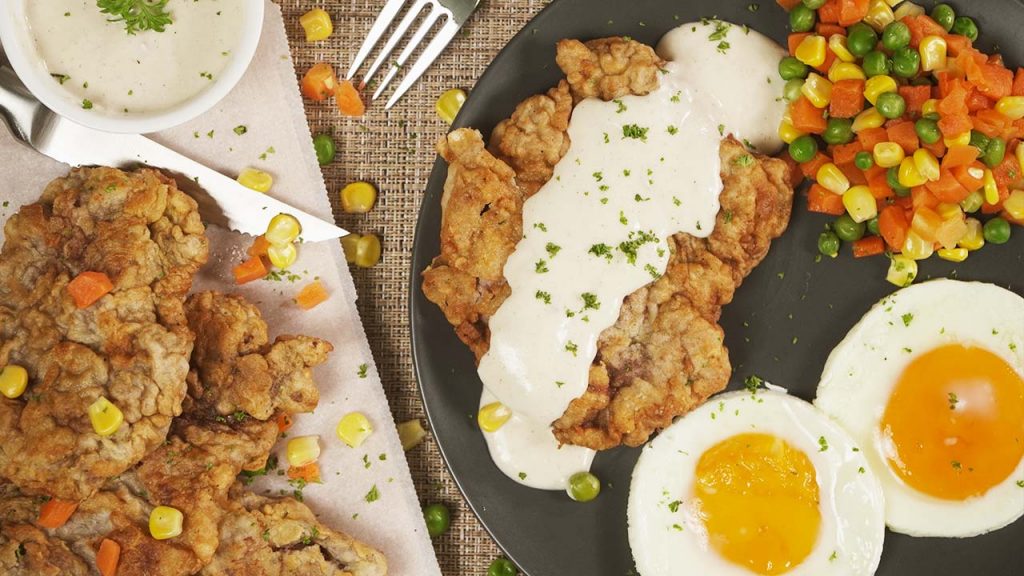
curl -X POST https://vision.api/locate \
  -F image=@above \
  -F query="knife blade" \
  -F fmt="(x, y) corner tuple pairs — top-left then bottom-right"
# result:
(0, 66), (347, 242)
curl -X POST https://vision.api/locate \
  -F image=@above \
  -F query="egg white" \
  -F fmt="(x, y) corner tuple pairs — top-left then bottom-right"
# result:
(815, 279), (1024, 537)
(628, 389), (885, 576)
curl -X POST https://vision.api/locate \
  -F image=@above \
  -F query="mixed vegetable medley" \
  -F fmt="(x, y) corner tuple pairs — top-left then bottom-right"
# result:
(776, 0), (1022, 285)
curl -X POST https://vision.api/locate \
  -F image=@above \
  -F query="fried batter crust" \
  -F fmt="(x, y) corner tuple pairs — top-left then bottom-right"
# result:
(555, 37), (665, 102)
(0, 167), (208, 501)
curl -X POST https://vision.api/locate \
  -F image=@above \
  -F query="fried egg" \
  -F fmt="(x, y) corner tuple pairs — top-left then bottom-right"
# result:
(815, 279), (1024, 537)
(628, 389), (885, 576)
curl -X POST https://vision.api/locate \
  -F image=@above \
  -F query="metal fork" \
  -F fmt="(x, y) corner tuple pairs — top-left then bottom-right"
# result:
(348, 0), (481, 109)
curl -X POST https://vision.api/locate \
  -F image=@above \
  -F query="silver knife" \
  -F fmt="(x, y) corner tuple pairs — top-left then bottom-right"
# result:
(0, 66), (347, 243)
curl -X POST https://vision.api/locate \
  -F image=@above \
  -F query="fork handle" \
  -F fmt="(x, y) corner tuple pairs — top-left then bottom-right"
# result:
(0, 65), (46, 146)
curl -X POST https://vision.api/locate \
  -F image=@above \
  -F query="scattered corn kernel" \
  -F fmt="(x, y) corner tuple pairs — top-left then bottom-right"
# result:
(959, 217), (986, 250)
(919, 36), (948, 72)
(336, 412), (373, 448)
(843, 186), (879, 223)
(478, 402), (513, 433)
(828, 62), (866, 82)
(937, 247), (969, 262)
(88, 396), (124, 437)
(817, 163), (851, 194)
(995, 96), (1024, 120)
(795, 35), (827, 68)
(267, 242), (298, 269)
(299, 8), (333, 42)
(886, 254), (918, 287)
(0, 365), (28, 399)
(286, 435), (321, 468)
(864, 75), (898, 105)
(902, 229), (935, 260)
(354, 234), (382, 268)
(864, 0), (896, 31)
(237, 168), (273, 193)
(944, 131), (971, 147)
(435, 88), (467, 124)
(340, 181), (378, 214)
(397, 419), (428, 451)
(913, 149), (941, 182)
(936, 203), (964, 221)
(921, 99), (939, 116)
(828, 35), (856, 62)
(801, 73), (833, 108)
(893, 2), (925, 20)
(779, 118), (805, 144)
(852, 107), (886, 132)
(1005, 189), (1024, 220)
(341, 233), (361, 264)
(874, 142), (906, 168)
(898, 156), (928, 187)
(960, 190), (984, 213)
(983, 169), (1000, 204)
(149, 506), (183, 540)
(265, 213), (302, 246)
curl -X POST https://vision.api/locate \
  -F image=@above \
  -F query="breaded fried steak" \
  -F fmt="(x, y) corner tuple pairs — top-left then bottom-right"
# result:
(0, 167), (208, 501)
(422, 37), (797, 450)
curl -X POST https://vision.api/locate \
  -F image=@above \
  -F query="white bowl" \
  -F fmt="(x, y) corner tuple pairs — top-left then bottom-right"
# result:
(0, 0), (264, 134)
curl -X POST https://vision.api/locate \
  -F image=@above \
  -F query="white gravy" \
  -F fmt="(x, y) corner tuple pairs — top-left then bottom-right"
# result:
(25, 0), (244, 114)
(478, 21), (787, 490)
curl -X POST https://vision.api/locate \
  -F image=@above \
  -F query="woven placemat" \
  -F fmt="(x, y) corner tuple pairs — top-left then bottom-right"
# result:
(275, 1), (546, 573)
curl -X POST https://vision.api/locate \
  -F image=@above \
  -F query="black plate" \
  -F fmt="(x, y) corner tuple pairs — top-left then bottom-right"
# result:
(409, 1), (1024, 574)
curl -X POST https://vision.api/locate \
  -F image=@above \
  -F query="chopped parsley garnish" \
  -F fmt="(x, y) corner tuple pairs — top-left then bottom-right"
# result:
(829, 551), (838, 562)
(952, 460), (962, 471)
(901, 313), (914, 327)
(614, 99), (627, 113)
(619, 211), (629, 225)
(617, 230), (659, 264)
(518, 472), (528, 480)
(603, 132), (610, 143)
(565, 341), (579, 356)
(239, 454), (278, 485)
(673, 196), (682, 207)
(555, 381), (565, 388)
(81, 99), (93, 109)
(622, 124), (649, 142)
(233, 125), (248, 135)
(535, 290), (552, 304)
(535, 259), (549, 273)
(97, 0), (174, 34)
(581, 293), (600, 310)
(667, 500), (681, 513)
(948, 392), (958, 410)
(818, 436), (829, 452)
(589, 243), (613, 261)
(299, 525), (321, 545)
(533, 222), (548, 232)
(51, 73), (70, 85)
(357, 363), (368, 378)
(644, 264), (661, 280)
(670, 91), (681, 103)
(592, 171), (604, 182)
(717, 123), (725, 136)
(364, 484), (380, 502)
(667, 125), (679, 135)
(546, 242), (562, 258)
(733, 154), (754, 167)
(744, 374), (765, 394)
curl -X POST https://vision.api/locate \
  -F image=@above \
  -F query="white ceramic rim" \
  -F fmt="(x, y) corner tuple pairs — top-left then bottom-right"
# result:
(0, 0), (265, 134)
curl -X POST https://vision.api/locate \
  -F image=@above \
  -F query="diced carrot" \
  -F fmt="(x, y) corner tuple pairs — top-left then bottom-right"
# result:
(838, 0), (870, 26)
(38, 499), (78, 529)
(248, 235), (271, 259)
(923, 138), (946, 159)
(911, 187), (940, 211)
(839, 162), (868, 185)
(776, 0), (803, 9)
(879, 206), (910, 250)
(970, 63), (1014, 100)
(952, 162), (985, 192)
(800, 152), (833, 180)
(852, 236), (886, 258)
(96, 538), (120, 576)
(287, 462), (322, 483)
(946, 35), (973, 57)
(992, 153), (1021, 192)
(887, 121), (920, 153)
(300, 62), (338, 101)
(938, 79), (970, 116)
(935, 70), (958, 99)
(966, 89), (994, 113)
(277, 413), (294, 433)
(791, 96), (828, 134)
(926, 169), (970, 203)
(982, 192), (1009, 213)
(903, 15), (947, 48)
(857, 127), (889, 150)
(814, 46), (839, 74)
(899, 85), (932, 116)
(336, 80), (366, 117)
(807, 184), (847, 215)
(295, 280), (330, 310)
(866, 166), (893, 199)
(942, 145), (980, 169)
(831, 141), (863, 165)
(1014, 68), (1024, 97)
(233, 256), (267, 285)
(830, 79), (866, 118)
(911, 206), (944, 242)
(788, 33), (811, 56)
(973, 109), (1008, 138)
(938, 113), (973, 138)
(67, 271), (113, 309)
(818, 0), (842, 24)
(816, 24), (846, 38)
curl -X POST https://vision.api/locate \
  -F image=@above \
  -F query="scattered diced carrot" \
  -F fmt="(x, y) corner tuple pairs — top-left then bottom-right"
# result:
(96, 538), (120, 576)
(791, 96), (828, 134)
(966, 89), (994, 113)
(938, 80), (970, 116)
(942, 145), (980, 169)
(295, 280), (330, 310)
(912, 206), (944, 242)
(899, 85), (932, 115)
(336, 80), (366, 117)
(1014, 68), (1024, 97)
(973, 108), (1012, 138)
(857, 127), (889, 150)
(839, 162), (868, 185)
(287, 462), (321, 483)
(911, 186), (941, 211)
(788, 33), (811, 57)
(992, 152), (1021, 192)
(903, 15), (947, 48)
(800, 152), (833, 180)
(926, 169), (971, 203)
(969, 62), (1014, 100)
(879, 206), (910, 250)
(776, 0), (803, 9)
(814, 46), (839, 74)
(807, 184), (847, 215)
(938, 113), (973, 138)
(277, 413), (294, 433)
(38, 498), (78, 529)
(887, 121), (920, 153)
(866, 166), (894, 199)
(832, 142), (864, 166)
(301, 62), (338, 101)
(233, 256), (267, 285)
(818, 0), (842, 24)
(816, 24), (846, 37)
(838, 0), (869, 26)
(935, 70), (958, 99)
(852, 236), (886, 258)
(67, 271), (113, 309)
(952, 162), (985, 192)
(830, 79), (866, 118)
(946, 35), (973, 57)
(923, 138), (947, 159)
(248, 235), (271, 259)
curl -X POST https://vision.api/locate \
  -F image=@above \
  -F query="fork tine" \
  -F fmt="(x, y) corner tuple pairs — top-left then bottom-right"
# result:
(346, 0), (408, 80)
(383, 17), (461, 109)
(371, 8), (442, 101)
(362, 0), (430, 89)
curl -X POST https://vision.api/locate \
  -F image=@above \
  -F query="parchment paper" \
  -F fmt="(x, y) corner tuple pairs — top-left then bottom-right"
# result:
(0, 3), (441, 574)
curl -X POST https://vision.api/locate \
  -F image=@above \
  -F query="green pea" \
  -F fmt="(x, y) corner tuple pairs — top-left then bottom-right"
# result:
(789, 135), (819, 163)
(823, 118), (854, 145)
(834, 214), (866, 242)
(789, 4), (817, 33)
(802, 0), (828, 9)
(887, 166), (911, 196)
(855, 151), (875, 170)
(423, 503), (451, 538)
(882, 22), (911, 51)
(952, 16), (979, 42)
(567, 471), (601, 502)
(931, 4), (956, 32)
(877, 92), (907, 120)
(847, 24), (879, 58)
(488, 558), (518, 576)
(892, 46), (921, 78)
(862, 51), (891, 77)
(915, 118), (941, 145)
(867, 216), (881, 236)
(983, 138), (1007, 168)
(312, 134), (336, 166)
(960, 190), (984, 213)
(983, 217), (1012, 244)
(818, 230), (840, 258)
(779, 56), (809, 81)
(784, 78), (805, 102)
(970, 130), (991, 151)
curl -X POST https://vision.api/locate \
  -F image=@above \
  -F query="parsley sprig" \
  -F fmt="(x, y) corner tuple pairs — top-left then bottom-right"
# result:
(96, 0), (174, 34)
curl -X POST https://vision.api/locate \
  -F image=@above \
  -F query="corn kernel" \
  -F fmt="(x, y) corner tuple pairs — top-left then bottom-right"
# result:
(0, 365), (28, 399)
(828, 35), (856, 63)
(959, 218), (986, 250)
(944, 131), (971, 147)
(237, 168), (273, 193)
(903, 229), (935, 260)
(843, 186), (879, 223)
(874, 142), (906, 168)
(898, 156), (928, 187)
(921, 99), (939, 116)
(913, 149), (941, 182)
(893, 2), (924, 19)
(1005, 189), (1024, 220)
(817, 163), (851, 194)
(795, 35), (827, 68)
(354, 234), (382, 268)
(149, 506), (183, 540)
(341, 233), (361, 264)
(828, 62), (866, 83)
(936, 203), (964, 221)
(937, 247), (969, 262)
(960, 190), (984, 213)
(778, 118), (805, 144)
(864, 0), (896, 31)
(995, 96), (1024, 120)
(919, 36), (948, 72)
(801, 73), (833, 108)
(853, 108), (886, 132)
(436, 88), (467, 124)
(299, 9), (333, 42)
(397, 419), (427, 451)
(886, 254), (918, 287)
(88, 397), (123, 437)
(267, 242), (297, 269)
(864, 75), (898, 105)
(341, 181), (378, 214)
(286, 435), (321, 467)
(883, 0), (905, 6)
(265, 214), (302, 246)
(478, 402), (513, 433)
(983, 169), (1000, 204)
(336, 412), (373, 448)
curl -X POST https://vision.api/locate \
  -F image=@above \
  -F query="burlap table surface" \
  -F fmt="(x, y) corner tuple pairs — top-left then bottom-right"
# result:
(274, 1), (546, 574)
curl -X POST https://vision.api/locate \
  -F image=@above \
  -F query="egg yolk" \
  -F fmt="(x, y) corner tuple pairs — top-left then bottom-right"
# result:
(694, 433), (821, 575)
(881, 344), (1024, 501)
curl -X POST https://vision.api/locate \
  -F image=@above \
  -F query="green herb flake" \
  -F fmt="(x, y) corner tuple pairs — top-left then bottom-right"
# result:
(589, 243), (613, 261)
(565, 341), (579, 356)
(901, 313), (914, 327)
(667, 125), (679, 135)
(546, 242), (562, 258)
(233, 125), (248, 135)
(614, 99), (627, 113)
(622, 124), (649, 142)
(535, 259), (549, 274)
(97, 0), (174, 34)
(357, 364), (368, 379)
(364, 484), (380, 502)
(818, 436), (829, 452)
(535, 290), (552, 304)
(581, 293), (600, 310)
(81, 99), (93, 110)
